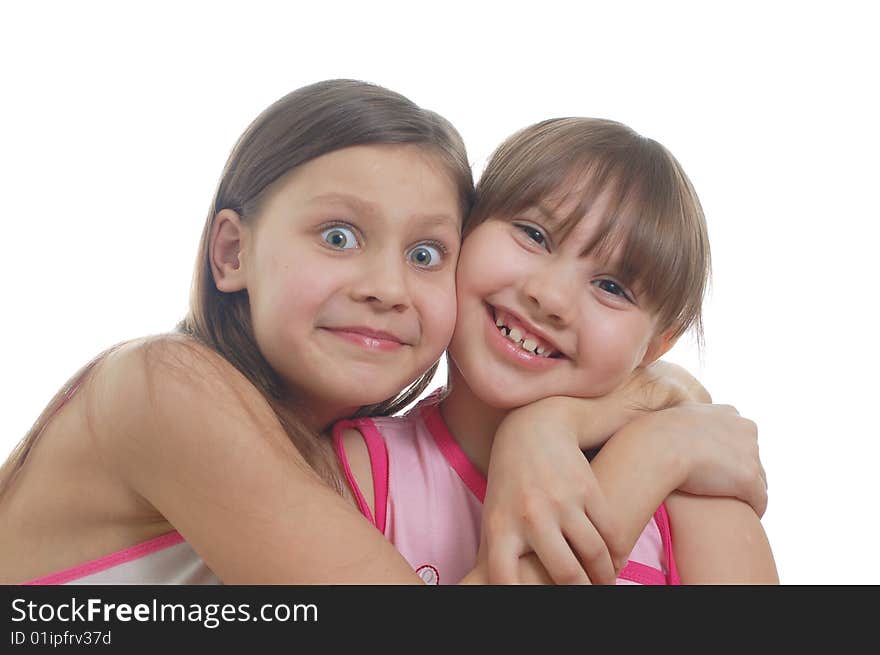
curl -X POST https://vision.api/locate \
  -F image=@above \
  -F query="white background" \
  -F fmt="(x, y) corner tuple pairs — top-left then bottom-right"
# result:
(2, 1), (877, 584)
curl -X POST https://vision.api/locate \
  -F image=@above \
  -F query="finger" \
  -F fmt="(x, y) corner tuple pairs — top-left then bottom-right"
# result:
(756, 491), (768, 518)
(486, 535), (526, 585)
(578, 464), (627, 567)
(743, 469), (768, 518)
(562, 508), (618, 585)
(527, 520), (592, 585)
(756, 468), (769, 517)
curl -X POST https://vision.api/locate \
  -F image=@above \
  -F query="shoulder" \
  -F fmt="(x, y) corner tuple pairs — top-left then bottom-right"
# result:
(91, 334), (264, 408)
(86, 334), (285, 481)
(92, 334), (274, 426)
(665, 491), (779, 583)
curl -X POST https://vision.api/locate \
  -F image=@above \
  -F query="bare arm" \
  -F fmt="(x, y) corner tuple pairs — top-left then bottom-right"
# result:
(90, 337), (425, 584)
(664, 491), (778, 584)
(484, 365), (765, 584)
(588, 403), (766, 561)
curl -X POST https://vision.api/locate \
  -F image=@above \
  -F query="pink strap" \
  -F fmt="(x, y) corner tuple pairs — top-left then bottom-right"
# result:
(422, 403), (487, 502)
(653, 503), (681, 584)
(354, 420), (389, 534)
(23, 531), (185, 585)
(618, 560), (668, 585)
(331, 419), (390, 534)
(332, 420), (375, 526)
(616, 505), (678, 585)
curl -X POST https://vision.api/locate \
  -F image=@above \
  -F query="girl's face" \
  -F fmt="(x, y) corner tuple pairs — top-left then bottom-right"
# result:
(449, 192), (668, 409)
(241, 144), (461, 424)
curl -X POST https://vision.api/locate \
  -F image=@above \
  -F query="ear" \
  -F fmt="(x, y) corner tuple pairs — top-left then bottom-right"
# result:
(209, 209), (249, 293)
(638, 328), (679, 367)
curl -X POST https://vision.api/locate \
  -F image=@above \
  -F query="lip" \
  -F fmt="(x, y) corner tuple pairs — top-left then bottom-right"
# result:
(487, 303), (567, 358)
(320, 326), (407, 352)
(483, 303), (564, 370)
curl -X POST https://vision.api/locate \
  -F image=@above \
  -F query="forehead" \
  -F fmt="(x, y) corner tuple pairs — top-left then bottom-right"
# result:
(258, 144), (462, 227)
(292, 145), (457, 198)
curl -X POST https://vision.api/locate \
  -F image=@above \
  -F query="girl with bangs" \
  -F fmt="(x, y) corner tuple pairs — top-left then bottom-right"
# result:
(333, 117), (778, 584)
(1, 80), (767, 585)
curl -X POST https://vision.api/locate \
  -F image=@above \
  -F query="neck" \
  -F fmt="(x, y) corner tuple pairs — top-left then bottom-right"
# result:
(281, 393), (358, 436)
(439, 362), (511, 475)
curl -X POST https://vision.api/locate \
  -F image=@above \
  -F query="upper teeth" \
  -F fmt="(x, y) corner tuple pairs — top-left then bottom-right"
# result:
(495, 314), (554, 358)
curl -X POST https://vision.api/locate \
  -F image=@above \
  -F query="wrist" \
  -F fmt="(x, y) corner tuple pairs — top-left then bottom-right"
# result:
(613, 408), (690, 489)
(498, 398), (581, 446)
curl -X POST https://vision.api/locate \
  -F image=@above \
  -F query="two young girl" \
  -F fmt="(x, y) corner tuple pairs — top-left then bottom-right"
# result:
(0, 80), (769, 584)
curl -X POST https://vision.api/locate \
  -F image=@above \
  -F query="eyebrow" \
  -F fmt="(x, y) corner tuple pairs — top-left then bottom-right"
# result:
(308, 192), (459, 231)
(308, 192), (377, 214)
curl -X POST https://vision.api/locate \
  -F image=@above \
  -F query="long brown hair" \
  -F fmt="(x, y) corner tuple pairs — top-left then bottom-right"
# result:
(1, 80), (474, 495)
(469, 117), (710, 342)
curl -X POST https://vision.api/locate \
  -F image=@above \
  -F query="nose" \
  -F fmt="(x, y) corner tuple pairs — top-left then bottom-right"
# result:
(349, 251), (410, 312)
(521, 259), (576, 326)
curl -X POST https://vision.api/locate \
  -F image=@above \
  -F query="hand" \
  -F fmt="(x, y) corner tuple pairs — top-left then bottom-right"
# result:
(638, 402), (768, 517)
(461, 548), (555, 585)
(481, 405), (627, 585)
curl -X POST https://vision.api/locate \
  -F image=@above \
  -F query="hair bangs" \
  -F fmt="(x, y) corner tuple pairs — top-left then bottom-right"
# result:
(600, 143), (711, 341)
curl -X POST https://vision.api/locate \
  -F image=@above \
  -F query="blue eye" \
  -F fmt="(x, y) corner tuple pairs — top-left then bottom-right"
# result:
(407, 243), (444, 268)
(595, 279), (632, 301)
(515, 223), (548, 249)
(321, 225), (358, 250)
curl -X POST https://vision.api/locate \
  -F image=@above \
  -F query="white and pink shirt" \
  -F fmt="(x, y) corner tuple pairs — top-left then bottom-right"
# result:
(22, 532), (220, 585)
(333, 392), (681, 585)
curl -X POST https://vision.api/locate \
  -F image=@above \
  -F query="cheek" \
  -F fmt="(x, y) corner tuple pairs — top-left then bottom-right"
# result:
(251, 252), (338, 341)
(578, 310), (654, 377)
(456, 233), (521, 304)
(415, 275), (458, 353)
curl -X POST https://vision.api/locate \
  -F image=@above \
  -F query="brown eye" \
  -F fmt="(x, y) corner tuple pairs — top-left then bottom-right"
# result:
(595, 279), (632, 302)
(515, 223), (548, 249)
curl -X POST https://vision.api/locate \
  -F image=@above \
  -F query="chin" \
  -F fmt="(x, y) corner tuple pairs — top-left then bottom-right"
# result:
(339, 386), (401, 409)
(467, 377), (545, 410)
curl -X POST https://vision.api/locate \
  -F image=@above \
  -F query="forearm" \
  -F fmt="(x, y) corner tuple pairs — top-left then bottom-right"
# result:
(589, 421), (689, 555)
(523, 362), (707, 452)
(665, 492), (778, 583)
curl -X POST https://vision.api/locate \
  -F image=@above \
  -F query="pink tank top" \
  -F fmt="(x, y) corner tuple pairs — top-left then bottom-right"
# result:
(333, 392), (680, 585)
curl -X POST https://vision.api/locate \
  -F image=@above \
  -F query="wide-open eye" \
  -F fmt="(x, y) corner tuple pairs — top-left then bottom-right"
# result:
(594, 278), (633, 302)
(514, 223), (549, 249)
(407, 243), (445, 269)
(321, 224), (358, 250)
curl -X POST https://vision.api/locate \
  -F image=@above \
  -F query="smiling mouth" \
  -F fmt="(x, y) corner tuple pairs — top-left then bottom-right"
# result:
(320, 327), (406, 352)
(487, 304), (564, 359)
